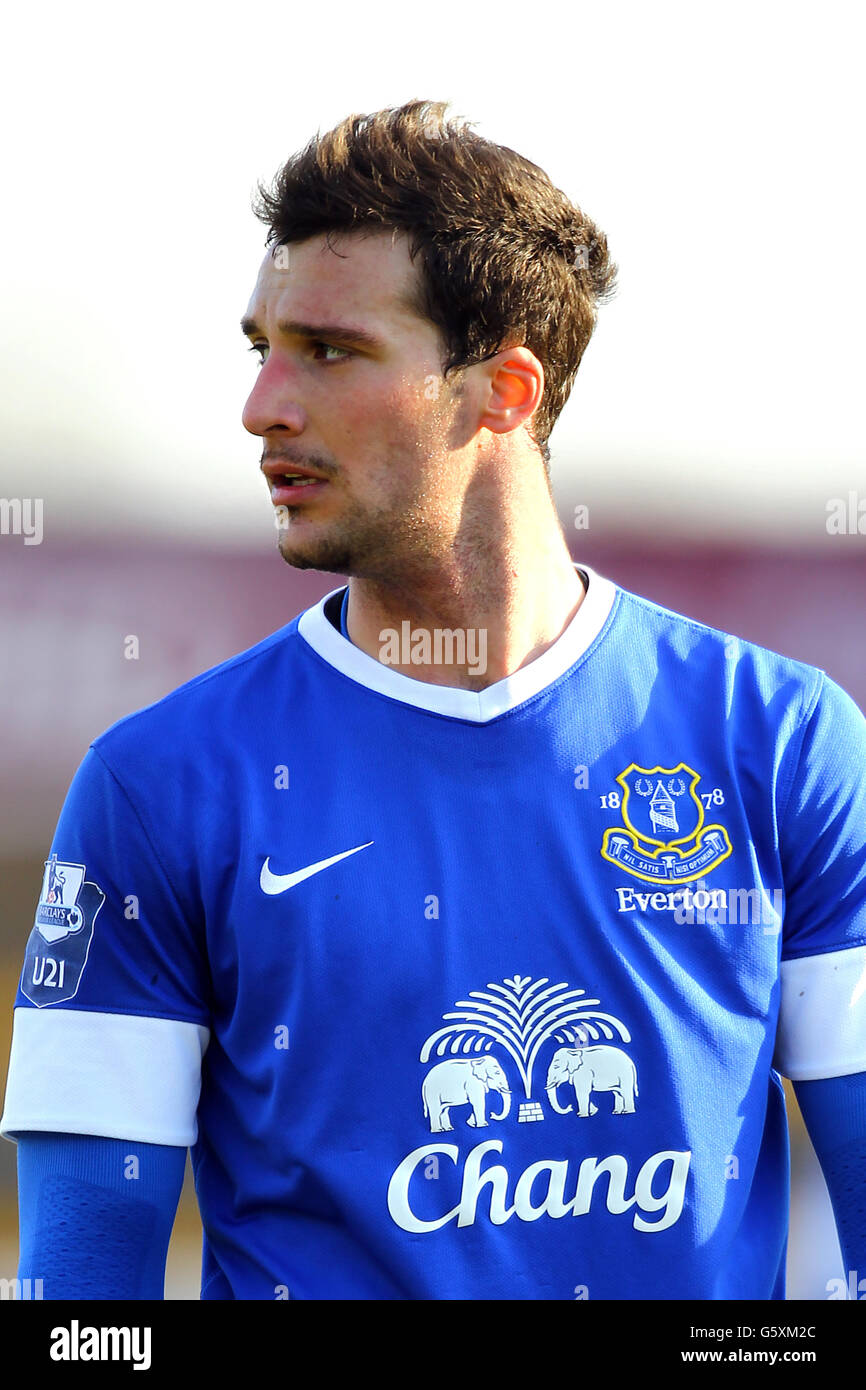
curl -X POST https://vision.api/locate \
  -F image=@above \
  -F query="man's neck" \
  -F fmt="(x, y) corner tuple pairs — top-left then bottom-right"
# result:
(339, 544), (585, 693)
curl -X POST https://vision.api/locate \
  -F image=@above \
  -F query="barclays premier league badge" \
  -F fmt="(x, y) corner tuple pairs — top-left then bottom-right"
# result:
(21, 854), (105, 1006)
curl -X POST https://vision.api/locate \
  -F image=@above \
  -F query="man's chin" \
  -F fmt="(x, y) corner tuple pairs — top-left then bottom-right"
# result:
(276, 532), (355, 576)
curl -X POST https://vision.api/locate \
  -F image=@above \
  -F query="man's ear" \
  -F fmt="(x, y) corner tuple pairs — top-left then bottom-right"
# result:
(477, 345), (545, 436)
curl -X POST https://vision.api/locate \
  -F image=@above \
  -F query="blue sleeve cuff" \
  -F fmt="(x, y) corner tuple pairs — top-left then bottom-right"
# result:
(17, 1131), (187, 1299)
(794, 1071), (866, 1285)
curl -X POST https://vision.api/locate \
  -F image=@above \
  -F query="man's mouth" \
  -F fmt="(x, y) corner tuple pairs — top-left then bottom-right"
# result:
(267, 473), (329, 505)
(262, 461), (329, 503)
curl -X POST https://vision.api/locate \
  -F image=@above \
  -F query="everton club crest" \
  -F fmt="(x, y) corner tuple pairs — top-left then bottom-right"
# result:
(600, 763), (732, 884)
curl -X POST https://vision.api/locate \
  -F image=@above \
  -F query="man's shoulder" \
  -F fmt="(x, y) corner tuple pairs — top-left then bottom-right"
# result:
(614, 580), (827, 709)
(91, 608), (315, 765)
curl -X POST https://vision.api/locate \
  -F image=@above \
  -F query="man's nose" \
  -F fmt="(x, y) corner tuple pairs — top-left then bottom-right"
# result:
(242, 360), (306, 437)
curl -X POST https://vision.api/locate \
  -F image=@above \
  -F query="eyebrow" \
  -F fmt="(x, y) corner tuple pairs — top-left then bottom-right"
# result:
(240, 316), (385, 351)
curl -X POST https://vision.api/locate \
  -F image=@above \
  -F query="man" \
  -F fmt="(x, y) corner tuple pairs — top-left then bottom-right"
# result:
(3, 100), (866, 1300)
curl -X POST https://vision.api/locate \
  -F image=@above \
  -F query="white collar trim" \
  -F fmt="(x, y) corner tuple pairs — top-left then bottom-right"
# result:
(297, 563), (617, 722)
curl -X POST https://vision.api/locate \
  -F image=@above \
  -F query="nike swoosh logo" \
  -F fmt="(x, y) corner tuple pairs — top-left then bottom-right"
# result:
(260, 841), (374, 895)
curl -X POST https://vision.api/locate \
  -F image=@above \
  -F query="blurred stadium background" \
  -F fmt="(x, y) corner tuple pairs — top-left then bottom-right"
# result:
(1, 0), (863, 1299)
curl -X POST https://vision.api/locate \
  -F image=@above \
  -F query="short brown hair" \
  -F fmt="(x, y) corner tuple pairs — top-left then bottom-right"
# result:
(252, 99), (617, 472)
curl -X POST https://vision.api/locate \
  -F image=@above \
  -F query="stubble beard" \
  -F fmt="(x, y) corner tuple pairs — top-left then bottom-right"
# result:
(275, 495), (439, 581)
(273, 402), (465, 581)
(277, 525), (366, 577)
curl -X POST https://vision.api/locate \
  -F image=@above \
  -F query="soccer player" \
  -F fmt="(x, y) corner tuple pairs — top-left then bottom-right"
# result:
(3, 99), (866, 1301)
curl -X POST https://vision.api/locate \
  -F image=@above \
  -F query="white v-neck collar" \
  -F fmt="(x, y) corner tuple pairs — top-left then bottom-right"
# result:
(297, 563), (617, 723)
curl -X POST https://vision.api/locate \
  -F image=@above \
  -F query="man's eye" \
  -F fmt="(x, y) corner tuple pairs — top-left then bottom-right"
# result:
(311, 341), (351, 363)
(246, 342), (350, 366)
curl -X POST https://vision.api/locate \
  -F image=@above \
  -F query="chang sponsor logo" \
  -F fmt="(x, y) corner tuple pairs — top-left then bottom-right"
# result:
(386, 972), (691, 1236)
(388, 1139), (690, 1233)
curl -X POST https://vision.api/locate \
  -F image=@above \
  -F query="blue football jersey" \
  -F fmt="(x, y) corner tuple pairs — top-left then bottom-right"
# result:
(4, 564), (866, 1300)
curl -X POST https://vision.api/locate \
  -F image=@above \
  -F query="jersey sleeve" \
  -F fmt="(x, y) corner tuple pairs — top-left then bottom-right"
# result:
(773, 673), (866, 1081)
(17, 1132), (186, 1299)
(1, 745), (211, 1146)
(794, 1072), (866, 1277)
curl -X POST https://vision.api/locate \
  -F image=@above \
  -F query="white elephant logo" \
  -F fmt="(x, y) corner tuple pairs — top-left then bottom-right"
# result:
(422, 1057), (512, 1133)
(545, 1045), (638, 1117)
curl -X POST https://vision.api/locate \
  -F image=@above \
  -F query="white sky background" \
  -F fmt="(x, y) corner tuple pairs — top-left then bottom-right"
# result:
(0, 0), (863, 547)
